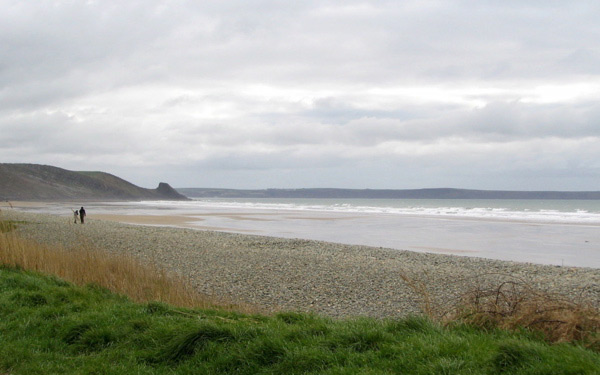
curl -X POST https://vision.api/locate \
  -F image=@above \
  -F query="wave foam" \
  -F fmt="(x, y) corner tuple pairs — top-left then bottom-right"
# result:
(135, 199), (600, 225)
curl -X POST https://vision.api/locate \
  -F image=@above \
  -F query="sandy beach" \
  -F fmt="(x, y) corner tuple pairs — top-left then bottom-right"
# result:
(3, 209), (600, 319)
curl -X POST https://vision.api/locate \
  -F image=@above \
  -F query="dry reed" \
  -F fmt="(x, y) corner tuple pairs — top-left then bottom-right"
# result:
(449, 278), (600, 348)
(0, 228), (253, 313)
(397, 270), (434, 317)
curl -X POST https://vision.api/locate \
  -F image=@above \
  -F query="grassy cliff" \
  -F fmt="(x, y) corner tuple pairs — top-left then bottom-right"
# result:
(0, 163), (188, 201)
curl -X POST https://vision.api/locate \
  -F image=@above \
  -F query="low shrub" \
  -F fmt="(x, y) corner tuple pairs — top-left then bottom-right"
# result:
(450, 278), (600, 349)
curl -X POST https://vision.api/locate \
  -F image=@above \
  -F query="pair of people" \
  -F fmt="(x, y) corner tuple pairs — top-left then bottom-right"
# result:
(73, 206), (86, 224)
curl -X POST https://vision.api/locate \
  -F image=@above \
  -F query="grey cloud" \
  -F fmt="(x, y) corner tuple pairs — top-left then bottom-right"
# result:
(2, 1), (600, 189)
(3, 0), (598, 99)
(0, 110), (139, 158)
(456, 102), (600, 140)
(339, 101), (600, 146)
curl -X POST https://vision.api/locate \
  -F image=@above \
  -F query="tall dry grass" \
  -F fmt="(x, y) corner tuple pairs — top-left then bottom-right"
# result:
(448, 278), (600, 349)
(397, 270), (434, 317)
(395, 266), (600, 349)
(0, 227), (252, 312)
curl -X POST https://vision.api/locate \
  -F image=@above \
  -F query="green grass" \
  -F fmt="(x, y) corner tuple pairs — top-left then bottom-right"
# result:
(1, 267), (599, 374)
(0, 220), (25, 233)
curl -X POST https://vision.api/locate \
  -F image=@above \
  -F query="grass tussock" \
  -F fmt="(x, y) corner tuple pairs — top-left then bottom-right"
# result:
(1, 217), (600, 373)
(1, 267), (599, 374)
(397, 269), (434, 317)
(450, 279), (600, 349)
(0, 225), (248, 312)
(0, 220), (22, 233)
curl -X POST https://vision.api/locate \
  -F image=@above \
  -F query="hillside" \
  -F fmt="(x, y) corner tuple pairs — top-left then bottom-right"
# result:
(178, 187), (600, 199)
(0, 163), (188, 201)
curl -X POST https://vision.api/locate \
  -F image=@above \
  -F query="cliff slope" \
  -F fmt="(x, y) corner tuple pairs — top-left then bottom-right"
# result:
(0, 163), (189, 201)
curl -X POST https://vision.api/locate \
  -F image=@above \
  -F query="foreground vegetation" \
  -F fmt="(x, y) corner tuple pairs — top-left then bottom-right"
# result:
(2, 267), (600, 374)
(0, 218), (247, 312)
(1, 216), (600, 374)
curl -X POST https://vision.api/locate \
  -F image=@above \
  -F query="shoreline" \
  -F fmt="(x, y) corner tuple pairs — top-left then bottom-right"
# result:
(91, 213), (264, 233)
(2, 209), (599, 318)
(6, 200), (600, 268)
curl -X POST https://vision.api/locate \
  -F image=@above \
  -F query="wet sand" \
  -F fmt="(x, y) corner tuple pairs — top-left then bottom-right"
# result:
(92, 214), (264, 233)
(7, 200), (600, 267)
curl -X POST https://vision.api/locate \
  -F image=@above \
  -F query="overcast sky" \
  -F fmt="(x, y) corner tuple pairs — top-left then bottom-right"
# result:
(1, 1), (599, 190)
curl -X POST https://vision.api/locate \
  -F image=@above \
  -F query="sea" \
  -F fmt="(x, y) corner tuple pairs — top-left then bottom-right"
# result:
(22, 198), (600, 268)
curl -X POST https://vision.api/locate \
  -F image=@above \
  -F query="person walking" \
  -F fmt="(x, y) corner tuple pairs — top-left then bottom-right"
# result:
(79, 207), (86, 224)
(73, 209), (79, 224)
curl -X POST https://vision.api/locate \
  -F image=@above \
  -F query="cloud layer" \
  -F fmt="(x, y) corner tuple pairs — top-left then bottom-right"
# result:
(2, 1), (599, 189)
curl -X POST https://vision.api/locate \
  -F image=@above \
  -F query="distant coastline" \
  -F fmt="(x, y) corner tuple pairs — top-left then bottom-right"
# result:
(177, 187), (600, 200)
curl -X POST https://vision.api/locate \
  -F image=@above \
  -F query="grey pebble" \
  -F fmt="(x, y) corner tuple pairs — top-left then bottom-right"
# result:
(4, 210), (599, 319)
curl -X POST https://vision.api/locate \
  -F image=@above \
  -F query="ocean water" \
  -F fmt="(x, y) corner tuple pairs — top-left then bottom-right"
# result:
(142, 198), (600, 224)
(22, 198), (600, 268)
